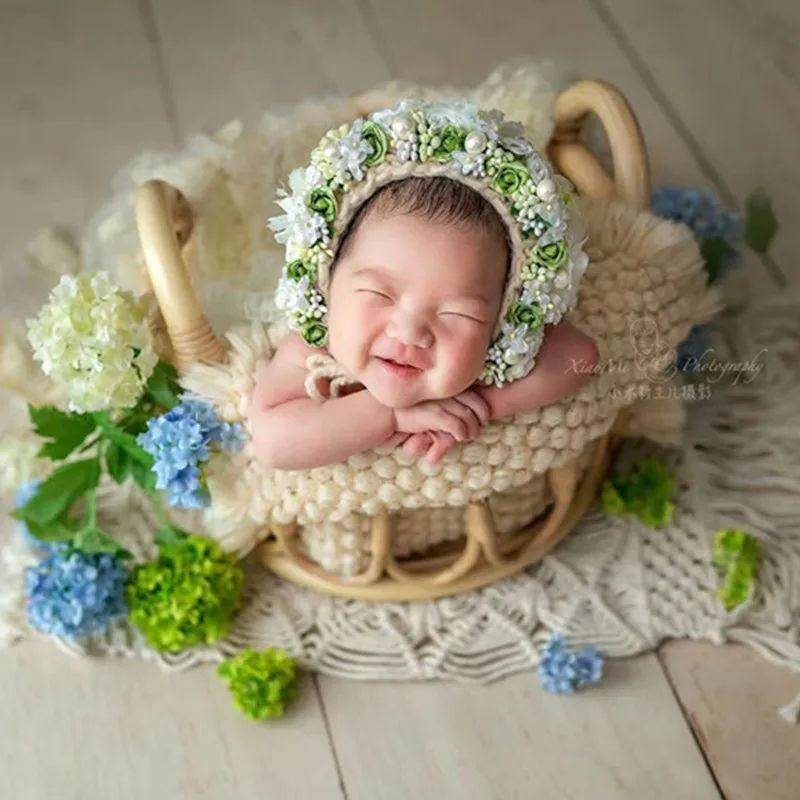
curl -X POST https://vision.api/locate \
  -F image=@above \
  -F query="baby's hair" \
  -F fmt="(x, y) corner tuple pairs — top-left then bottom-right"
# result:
(334, 176), (511, 266)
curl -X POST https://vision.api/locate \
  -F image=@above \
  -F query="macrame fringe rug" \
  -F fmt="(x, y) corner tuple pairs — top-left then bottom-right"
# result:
(2, 284), (800, 719)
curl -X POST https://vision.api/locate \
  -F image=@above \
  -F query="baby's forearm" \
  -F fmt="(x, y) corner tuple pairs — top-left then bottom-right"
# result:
(478, 324), (599, 421)
(251, 390), (394, 471)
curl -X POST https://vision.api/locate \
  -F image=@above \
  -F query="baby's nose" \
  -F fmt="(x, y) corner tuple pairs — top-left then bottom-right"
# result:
(387, 313), (433, 349)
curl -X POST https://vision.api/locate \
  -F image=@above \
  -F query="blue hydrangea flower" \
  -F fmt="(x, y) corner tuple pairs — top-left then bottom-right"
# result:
(538, 634), (604, 695)
(25, 547), (129, 640)
(137, 398), (245, 510)
(652, 186), (742, 281)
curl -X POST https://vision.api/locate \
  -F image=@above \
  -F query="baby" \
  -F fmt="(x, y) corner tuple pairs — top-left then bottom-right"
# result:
(250, 176), (599, 470)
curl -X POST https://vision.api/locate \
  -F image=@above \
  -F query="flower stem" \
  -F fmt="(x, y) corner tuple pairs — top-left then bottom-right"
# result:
(85, 488), (97, 529)
(149, 489), (169, 527)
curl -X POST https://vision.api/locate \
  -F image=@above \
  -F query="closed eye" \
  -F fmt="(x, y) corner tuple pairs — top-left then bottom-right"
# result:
(357, 288), (393, 301)
(439, 311), (487, 323)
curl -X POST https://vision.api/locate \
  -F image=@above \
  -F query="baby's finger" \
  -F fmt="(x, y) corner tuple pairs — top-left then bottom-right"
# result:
(443, 398), (481, 440)
(457, 390), (491, 427)
(403, 433), (431, 459)
(430, 407), (468, 441)
(426, 433), (456, 464)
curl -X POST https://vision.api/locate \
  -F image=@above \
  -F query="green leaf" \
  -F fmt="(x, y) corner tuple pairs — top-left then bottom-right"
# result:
(105, 443), (132, 484)
(21, 516), (80, 544)
(744, 192), (778, 254)
(102, 427), (153, 467)
(130, 457), (157, 493)
(74, 526), (132, 559)
(145, 360), (181, 410)
(28, 405), (97, 461)
(699, 237), (736, 283)
(15, 458), (101, 525)
(155, 525), (190, 548)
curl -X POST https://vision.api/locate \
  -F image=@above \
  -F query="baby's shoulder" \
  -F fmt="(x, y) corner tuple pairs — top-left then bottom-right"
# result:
(271, 331), (317, 370)
(252, 332), (316, 408)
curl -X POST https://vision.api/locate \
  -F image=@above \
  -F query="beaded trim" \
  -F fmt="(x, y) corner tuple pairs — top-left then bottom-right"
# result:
(268, 98), (589, 386)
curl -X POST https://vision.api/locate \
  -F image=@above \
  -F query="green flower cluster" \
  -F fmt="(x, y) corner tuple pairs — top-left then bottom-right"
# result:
(712, 528), (762, 611)
(127, 535), (244, 653)
(218, 648), (299, 721)
(601, 458), (675, 528)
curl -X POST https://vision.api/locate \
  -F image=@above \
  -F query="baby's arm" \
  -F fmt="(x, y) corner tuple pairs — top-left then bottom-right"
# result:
(477, 320), (599, 421)
(250, 335), (483, 470)
(402, 320), (598, 464)
(250, 336), (396, 470)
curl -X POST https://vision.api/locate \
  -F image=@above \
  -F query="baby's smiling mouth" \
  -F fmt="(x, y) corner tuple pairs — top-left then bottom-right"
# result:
(375, 356), (424, 378)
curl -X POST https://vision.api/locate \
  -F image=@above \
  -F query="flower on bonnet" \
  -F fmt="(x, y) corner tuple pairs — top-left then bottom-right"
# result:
(538, 633), (604, 695)
(137, 398), (246, 509)
(26, 272), (157, 412)
(25, 547), (129, 640)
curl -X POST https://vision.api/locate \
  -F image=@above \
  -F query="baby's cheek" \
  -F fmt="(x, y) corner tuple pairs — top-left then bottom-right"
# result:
(329, 302), (377, 366)
(439, 328), (491, 392)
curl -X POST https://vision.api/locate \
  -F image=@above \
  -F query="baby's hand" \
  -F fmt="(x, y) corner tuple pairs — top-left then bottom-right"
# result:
(393, 390), (490, 442)
(394, 390), (490, 463)
(402, 431), (457, 464)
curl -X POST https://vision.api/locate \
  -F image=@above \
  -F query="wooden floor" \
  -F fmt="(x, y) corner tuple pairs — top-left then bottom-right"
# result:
(0, 1), (798, 798)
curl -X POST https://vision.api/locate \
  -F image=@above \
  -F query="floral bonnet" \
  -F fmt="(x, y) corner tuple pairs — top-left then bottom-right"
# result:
(268, 98), (589, 386)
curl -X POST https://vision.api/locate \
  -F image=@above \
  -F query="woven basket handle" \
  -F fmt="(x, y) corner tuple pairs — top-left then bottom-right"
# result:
(135, 180), (225, 368)
(548, 78), (651, 209)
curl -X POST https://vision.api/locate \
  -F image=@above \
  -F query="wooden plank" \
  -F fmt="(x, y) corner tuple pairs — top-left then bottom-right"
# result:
(595, 0), (797, 283)
(0, 0), (175, 316)
(316, 657), (722, 800)
(660, 642), (800, 800)
(148, 0), (392, 136)
(362, 0), (742, 193)
(0, 638), (344, 800)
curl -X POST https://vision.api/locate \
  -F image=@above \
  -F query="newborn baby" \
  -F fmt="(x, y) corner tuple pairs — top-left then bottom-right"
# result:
(251, 175), (598, 470)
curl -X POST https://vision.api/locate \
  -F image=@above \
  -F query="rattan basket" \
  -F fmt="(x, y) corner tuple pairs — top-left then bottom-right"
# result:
(134, 78), (651, 601)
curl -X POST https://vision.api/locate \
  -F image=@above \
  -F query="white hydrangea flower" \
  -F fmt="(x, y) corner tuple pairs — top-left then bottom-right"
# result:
(26, 272), (156, 412)
(0, 435), (51, 493)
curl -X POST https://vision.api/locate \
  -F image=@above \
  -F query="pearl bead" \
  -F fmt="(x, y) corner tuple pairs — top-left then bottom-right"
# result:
(323, 144), (338, 160)
(464, 130), (487, 155)
(391, 116), (411, 137)
(536, 178), (556, 201)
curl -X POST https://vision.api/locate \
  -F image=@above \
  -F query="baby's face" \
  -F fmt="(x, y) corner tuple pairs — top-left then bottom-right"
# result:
(327, 213), (507, 409)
